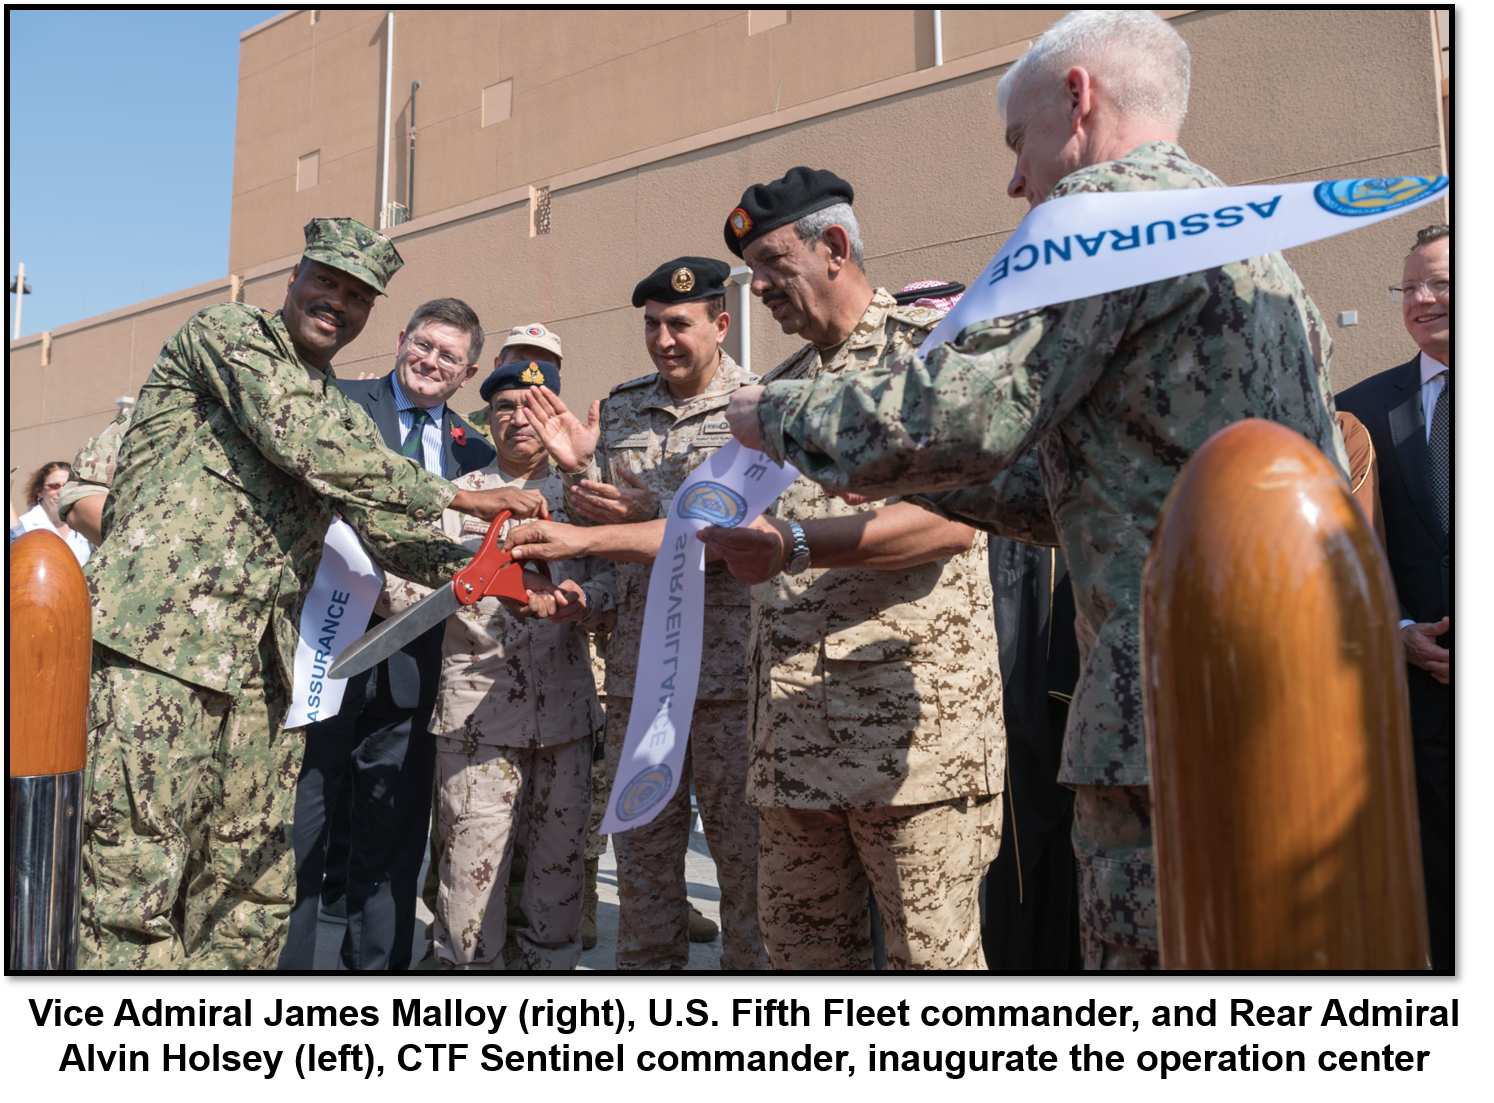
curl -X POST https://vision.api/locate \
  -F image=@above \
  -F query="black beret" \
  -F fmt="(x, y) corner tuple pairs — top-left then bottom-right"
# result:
(480, 359), (560, 402)
(631, 256), (733, 309)
(723, 167), (854, 258)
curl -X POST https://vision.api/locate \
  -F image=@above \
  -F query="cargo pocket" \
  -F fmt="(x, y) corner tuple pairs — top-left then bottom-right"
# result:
(821, 653), (942, 751)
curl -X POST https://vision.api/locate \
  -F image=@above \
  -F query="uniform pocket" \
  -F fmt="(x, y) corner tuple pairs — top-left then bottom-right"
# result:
(822, 656), (942, 750)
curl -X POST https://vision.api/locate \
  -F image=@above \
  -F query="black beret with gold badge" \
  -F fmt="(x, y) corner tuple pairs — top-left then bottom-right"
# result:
(631, 256), (733, 308)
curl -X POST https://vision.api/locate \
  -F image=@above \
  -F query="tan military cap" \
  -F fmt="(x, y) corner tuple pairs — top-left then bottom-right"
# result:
(499, 322), (563, 363)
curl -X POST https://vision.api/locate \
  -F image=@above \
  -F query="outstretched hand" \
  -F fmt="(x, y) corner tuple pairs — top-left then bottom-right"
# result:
(725, 385), (767, 451)
(526, 385), (601, 474)
(506, 577), (589, 622)
(450, 486), (550, 522)
(505, 519), (594, 562)
(570, 465), (657, 524)
(696, 515), (790, 584)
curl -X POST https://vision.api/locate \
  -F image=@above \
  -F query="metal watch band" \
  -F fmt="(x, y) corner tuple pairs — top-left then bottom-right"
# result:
(786, 520), (812, 574)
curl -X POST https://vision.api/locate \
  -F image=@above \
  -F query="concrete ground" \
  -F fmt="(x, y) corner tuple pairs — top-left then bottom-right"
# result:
(309, 814), (725, 971)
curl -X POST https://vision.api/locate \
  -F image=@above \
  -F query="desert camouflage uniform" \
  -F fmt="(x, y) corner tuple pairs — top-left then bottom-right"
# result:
(415, 465), (614, 970)
(756, 142), (1350, 970)
(561, 351), (767, 970)
(57, 405), (134, 523)
(750, 289), (1004, 971)
(82, 301), (469, 971)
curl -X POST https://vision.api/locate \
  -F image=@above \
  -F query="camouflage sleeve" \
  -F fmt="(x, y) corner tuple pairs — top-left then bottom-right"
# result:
(911, 448), (1060, 546)
(56, 482), (107, 523)
(559, 456), (604, 528)
(70, 407), (132, 488)
(579, 554), (617, 634)
(58, 407), (132, 523)
(182, 308), (470, 588)
(757, 288), (1141, 498)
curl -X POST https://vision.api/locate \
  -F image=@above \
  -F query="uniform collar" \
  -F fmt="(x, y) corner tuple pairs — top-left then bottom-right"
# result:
(645, 350), (748, 415)
(819, 288), (899, 368)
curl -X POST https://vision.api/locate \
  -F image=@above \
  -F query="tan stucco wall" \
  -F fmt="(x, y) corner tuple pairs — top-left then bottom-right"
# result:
(10, 8), (1448, 516)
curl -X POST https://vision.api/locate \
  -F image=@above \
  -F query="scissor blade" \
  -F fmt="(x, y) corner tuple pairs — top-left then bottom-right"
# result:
(327, 584), (461, 679)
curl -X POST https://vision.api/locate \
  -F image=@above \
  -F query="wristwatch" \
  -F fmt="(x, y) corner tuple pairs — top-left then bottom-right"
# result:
(785, 521), (812, 575)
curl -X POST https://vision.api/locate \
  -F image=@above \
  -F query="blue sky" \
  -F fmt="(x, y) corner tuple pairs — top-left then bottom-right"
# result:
(8, 9), (282, 336)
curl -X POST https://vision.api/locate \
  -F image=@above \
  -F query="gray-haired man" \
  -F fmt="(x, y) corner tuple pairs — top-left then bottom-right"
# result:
(725, 11), (1348, 970)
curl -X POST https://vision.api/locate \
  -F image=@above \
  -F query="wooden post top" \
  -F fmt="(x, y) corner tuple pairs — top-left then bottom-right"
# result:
(9, 531), (91, 777)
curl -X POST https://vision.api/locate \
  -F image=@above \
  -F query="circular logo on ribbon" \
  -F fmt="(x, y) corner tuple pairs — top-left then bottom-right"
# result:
(677, 481), (747, 526)
(526, 324), (547, 337)
(1313, 176), (1448, 217)
(616, 763), (673, 821)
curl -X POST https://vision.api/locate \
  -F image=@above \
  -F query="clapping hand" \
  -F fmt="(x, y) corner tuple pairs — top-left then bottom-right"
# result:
(570, 466), (657, 524)
(525, 385), (601, 474)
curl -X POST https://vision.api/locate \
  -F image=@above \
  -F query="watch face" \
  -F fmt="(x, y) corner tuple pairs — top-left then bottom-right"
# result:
(787, 552), (812, 574)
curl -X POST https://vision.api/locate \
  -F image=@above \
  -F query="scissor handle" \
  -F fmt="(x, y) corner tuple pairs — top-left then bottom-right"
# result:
(451, 509), (514, 605)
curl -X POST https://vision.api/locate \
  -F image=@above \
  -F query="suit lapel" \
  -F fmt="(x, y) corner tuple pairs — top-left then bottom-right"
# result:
(439, 409), (459, 478)
(371, 375), (404, 453)
(1386, 357), (1442, 541)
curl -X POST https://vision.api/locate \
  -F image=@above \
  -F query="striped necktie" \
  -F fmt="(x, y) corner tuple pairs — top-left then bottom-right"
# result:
(1430, 372), (1449, 534)
(402, 407), (433, 463)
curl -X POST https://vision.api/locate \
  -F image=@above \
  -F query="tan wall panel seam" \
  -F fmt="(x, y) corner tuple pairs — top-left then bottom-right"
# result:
(45, 278), (234, 339)
(10, 407), (124, 433)
(518, 12), (744, 97)
(1232, 144), (1445, 186)
(867, 228), (1015, 263)
(237, 14), (387, 81)
(240, 9), (302, 41)
(231, 142), (376, 200)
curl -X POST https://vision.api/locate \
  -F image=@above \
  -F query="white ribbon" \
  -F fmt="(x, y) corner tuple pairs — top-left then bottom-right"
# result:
(286, 518), (385, 728)
(602, 441), (800, 834)
(923, 174), (1448, 351)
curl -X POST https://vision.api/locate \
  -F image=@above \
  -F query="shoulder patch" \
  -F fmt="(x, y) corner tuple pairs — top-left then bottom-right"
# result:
(888, 302), (946, 330)
(610, 372), (658, 395)
(759, 344), (819, 385)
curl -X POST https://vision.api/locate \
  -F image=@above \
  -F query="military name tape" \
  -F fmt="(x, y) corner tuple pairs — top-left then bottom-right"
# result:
(922, 175), (1448, 351)
(601, 441), (800, 835)
(286, 519), (385, 728)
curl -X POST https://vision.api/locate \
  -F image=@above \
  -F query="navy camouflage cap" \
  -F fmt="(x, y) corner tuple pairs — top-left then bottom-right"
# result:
(301, 217), (404, 295)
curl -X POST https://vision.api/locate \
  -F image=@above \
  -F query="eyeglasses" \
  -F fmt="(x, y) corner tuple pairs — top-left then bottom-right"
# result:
(404, 335), (468, 371)
(1388, 278), (1450, 303)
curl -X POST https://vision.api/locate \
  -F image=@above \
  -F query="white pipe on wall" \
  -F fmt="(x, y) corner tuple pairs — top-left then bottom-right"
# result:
(379, 10), (394, 226)
(933, 10), (944, 67)
(730, 265), (752, 374)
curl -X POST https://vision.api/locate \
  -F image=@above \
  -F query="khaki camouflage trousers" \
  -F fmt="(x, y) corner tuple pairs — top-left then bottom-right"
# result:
(585, 708), (609, 862)
(757, 794), (1000, 971)
(606, 698), (768, 971)
(1071, 784), (1160, 970)
(80, 641), (299, 971)
(433, 735), (591, 970)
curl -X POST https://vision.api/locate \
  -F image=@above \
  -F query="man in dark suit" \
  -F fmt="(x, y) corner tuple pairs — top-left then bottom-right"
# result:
(1335, 223), (1451, 971)
(281, 298), (498, 970)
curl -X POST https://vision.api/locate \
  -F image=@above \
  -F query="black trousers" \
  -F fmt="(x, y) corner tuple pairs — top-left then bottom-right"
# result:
(279, 624), (441, 971)
(1413, 735), (1453, 972)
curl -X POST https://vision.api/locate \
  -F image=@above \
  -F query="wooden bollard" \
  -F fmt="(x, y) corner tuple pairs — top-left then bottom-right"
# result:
(8, 530), (92, 970)
(1142, 419), (1428, 970)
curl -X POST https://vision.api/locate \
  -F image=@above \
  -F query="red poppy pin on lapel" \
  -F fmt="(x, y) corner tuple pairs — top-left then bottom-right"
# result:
(452, 426), (467, 446)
